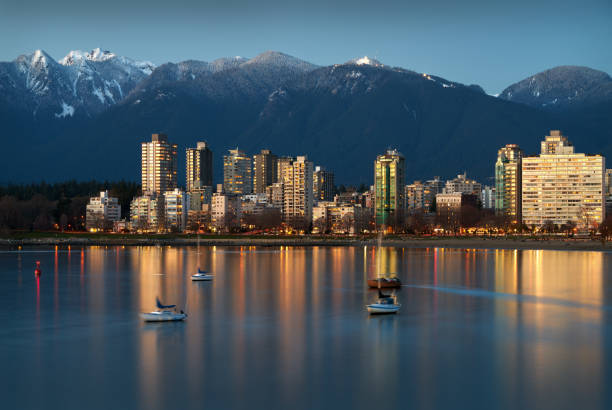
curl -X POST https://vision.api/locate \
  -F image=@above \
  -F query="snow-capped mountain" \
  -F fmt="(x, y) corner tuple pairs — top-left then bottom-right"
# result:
(126, 51), (319, 104)
(2, 49), (612, 186)
(346, 56), (385, 67)
(0, 48), (155, 118)
(499, 66), (612, 109)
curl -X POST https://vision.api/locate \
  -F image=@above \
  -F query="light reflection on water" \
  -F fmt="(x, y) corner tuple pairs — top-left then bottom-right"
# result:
(1, 246), (612, 410)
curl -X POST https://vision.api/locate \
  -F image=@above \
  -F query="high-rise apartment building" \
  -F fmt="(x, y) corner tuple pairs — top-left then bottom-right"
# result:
(186, 141), (213, 192)
(495, 144), (523, 223)
(276, 156), (294, 182)
(141, 133), (177, 195)
(282, 156), (314, 226)
(374, 149), (406, 226)
(606, 169), (612, 213)
(223, 148), (252, 195)
(313, 166), (335, 202)
(253, 149), (278, 194)
(522, 130), (605, 228)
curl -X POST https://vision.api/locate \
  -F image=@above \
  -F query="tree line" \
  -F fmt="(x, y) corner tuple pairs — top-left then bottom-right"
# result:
(0, 180), (140, 233)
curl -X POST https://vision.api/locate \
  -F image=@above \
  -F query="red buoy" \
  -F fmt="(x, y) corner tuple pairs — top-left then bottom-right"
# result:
(34, 261), (42, 276)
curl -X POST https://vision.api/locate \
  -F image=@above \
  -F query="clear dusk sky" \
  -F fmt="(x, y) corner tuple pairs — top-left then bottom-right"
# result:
(2, 0), (611, 93)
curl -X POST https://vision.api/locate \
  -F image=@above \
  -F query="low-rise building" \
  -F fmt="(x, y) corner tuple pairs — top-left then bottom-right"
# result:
(130, 195), (160, 232)
(211, 193), (242, 231)
(265, 182), (284, 211)
(86, 191), (121, 231)
(113, 219), (129, 233)
(187, 185), (212, 211)
(436, 192), (480, 230)
(443, 173), (482, 195)
(423, 177), (444, 212)
(363, 187), (374, 210)
(334, 191), (363, 206)
(406, 181), (425, 211)
(312, 202), (369, 234)
(481, 185), (496, 210)
(186, 204), (211, 232)
(241, 194), (269, 222)
(164, 189), (188, 232)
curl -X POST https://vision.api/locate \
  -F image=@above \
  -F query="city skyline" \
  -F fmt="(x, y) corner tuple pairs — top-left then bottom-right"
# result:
(3, 3), (612, 409)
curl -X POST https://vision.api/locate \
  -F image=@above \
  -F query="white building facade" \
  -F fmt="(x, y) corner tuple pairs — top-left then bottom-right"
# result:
(86, 191), (121, 231)
(164, 189), (189, 232)
(522, 131), (606, 228)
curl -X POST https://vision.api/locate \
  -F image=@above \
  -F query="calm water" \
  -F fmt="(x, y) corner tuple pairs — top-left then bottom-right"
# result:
(2, 245), (612, 410)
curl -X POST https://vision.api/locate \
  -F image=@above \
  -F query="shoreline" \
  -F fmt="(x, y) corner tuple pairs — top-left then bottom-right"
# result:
(1, 235), (610, 252)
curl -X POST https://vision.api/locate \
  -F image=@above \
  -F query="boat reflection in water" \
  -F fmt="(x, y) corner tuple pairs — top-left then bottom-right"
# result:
(1, 245), (611, 410)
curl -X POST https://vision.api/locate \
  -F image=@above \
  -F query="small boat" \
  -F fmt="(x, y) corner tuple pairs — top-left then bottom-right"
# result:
(367, 277), (402, 288)
(366, 290), (401, 314)
(191, 268), (214, 281)
(140, 298), (187, 322)
(140, 310), (187, 322)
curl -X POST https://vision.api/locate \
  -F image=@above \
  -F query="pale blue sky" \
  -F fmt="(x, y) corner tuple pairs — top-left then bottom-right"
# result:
(2, 0), (611, 93)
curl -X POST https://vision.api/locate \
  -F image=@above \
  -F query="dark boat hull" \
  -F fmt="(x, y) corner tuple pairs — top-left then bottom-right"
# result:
(367, 278), (402, 289)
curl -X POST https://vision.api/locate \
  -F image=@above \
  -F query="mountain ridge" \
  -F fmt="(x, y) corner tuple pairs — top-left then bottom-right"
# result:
(1, 49), (611, 185)
(499, 65), (612, 109)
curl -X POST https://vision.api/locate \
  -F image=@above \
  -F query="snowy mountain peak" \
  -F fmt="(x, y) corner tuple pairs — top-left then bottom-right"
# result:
(6, 47), (157, 117)
(29, 50), (55, 68)
(60, 48), (116, 65)
(32, 49), (48, 62)
(243, 51), (318, 72)
(58, 48), (156, 76)
(347, 56), (383, 67)
(88, 48), (115, 62)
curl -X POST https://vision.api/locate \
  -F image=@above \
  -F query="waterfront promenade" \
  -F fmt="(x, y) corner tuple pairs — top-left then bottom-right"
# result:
(1, 233), (611, 252)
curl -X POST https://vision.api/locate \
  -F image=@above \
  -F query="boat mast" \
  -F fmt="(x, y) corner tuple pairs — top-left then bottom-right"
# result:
(197, 222), (201, 270)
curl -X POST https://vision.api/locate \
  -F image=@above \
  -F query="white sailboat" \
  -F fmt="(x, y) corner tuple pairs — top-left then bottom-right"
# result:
(366, 289), (401, 314)
(192, 233), (214, 281)
(140, 298), (187, 322)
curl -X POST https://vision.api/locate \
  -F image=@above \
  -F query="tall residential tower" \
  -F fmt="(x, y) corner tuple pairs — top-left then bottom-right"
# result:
(223, 148), (252, 195)
(282, 156), (314, 226)
(186, 141), (213, 191)
(313, 166), (335, 202)
(141, 133), (177, 195)
(374, 149), (406, 227)
(495, 144), (523, 224)
(253, 149), (278, 194)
